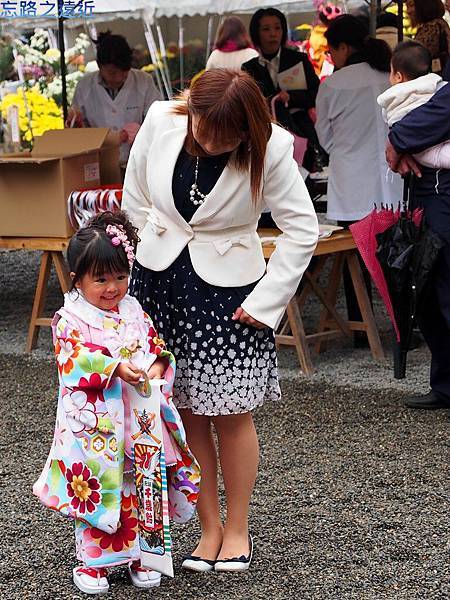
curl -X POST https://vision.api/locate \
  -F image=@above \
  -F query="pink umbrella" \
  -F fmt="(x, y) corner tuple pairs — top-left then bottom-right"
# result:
(350, 205), (423, 342)
(350, 207), (400, 340)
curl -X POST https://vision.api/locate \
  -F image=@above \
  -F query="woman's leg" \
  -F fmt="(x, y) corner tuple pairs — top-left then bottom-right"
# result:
(212, 412), (259, 559)
(179, 409), (223, 559)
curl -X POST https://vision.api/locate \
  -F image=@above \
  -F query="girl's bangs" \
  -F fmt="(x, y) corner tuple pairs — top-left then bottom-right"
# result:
(89, 242), (129, 277)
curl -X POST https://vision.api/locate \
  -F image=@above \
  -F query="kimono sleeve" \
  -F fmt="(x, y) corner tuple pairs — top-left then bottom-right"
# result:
(54, 316), (121, 390)
(143, 311), (176, 387)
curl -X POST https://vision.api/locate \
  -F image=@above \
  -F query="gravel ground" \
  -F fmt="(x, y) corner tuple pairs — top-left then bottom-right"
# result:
(0, 248), (448, 599)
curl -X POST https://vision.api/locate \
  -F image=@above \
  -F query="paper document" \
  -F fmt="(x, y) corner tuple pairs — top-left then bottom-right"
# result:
(278, 62), (307, 91)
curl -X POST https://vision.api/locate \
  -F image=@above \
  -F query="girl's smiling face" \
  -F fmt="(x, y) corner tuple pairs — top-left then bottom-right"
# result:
(71, 270), (129, 311)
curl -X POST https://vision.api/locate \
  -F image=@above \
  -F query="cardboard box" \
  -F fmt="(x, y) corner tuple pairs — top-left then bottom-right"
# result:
(0, 128), (121, 238)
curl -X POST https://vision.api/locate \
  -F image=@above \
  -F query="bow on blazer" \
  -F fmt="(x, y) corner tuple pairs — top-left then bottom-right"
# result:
(122, 101), (319, 329)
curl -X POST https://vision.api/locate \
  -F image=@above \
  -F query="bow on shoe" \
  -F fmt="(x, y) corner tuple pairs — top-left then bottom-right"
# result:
(213, 234), (252, 256)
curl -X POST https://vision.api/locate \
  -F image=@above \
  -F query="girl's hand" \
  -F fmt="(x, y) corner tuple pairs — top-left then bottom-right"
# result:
(115, 362), (142, 384)
(232, 307), (268, 329)
(147, 357), (168, 379)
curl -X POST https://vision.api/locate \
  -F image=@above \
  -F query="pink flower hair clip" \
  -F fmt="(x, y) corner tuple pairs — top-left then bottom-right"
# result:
(105, 224), (135, 268)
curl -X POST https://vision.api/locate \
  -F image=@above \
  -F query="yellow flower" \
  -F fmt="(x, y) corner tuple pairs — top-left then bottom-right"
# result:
(0, 86), (63, 148)
(45, 48), (60, 59)
(70, 475), (92, 501)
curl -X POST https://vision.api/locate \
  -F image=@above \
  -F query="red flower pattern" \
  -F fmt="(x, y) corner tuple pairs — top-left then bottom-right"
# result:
(66, 462), (102, 514)
(74, 373), (107, 404)
(90, 507), (138, 552)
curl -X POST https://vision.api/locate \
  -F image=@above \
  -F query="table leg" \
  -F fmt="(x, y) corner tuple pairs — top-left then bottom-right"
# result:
(315, 253), (346, 354)
(346, 251), (384, 360)
(51, 251), (71, 292)
(26, 251), (52, 353)
(285, 297), (314, 376)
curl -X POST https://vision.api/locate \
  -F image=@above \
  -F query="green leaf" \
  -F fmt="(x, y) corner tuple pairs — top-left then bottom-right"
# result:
(51, 459), (61, 487)
(77, 354), (92, 373)
(97, 417), (114, 433)
(102, 492), (119, 510)
(100, 468), (120, 490)
(92, 355), (105, 374)
(86, 459), (100, 477)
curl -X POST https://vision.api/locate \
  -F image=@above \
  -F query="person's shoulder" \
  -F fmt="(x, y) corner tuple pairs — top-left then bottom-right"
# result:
(280, 46), (307, 64)
(267, 123), (294, 155)
(324, 62), (374, 87)
(239, 47), (259, 59)
(75, 70), (98, 89)
(143, 100), (185, 131)
(130, 68), (156, 86)
(242, 55), (259, 70)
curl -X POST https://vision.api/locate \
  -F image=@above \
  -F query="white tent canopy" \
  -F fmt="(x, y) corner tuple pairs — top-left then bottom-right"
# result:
(1, 0), (367, 28)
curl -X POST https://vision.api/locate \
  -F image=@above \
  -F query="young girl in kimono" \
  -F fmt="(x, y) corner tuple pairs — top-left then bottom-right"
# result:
(33, 210), (199, 595)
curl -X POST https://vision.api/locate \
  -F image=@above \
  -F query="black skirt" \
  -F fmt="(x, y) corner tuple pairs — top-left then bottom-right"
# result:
(130, 249), (280, 416)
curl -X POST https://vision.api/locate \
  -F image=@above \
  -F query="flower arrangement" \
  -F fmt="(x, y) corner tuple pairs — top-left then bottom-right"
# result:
(141, 40), (206, 90)
(13, 28), (91, 105)
(0, 86), (62, 148)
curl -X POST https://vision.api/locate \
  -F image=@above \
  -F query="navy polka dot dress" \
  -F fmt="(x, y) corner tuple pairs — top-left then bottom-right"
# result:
(130, 148), (280, 416)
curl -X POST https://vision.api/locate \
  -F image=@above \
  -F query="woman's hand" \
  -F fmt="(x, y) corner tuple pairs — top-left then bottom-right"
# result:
(115, 362), (142, 384)
(232, 307), (267, 329)
(147, 357), (168, 379)
(65, 107), (84, 128)
(274, 90), (290, 107)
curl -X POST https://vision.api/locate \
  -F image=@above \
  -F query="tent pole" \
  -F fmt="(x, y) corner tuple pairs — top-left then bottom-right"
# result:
(397, 0), (404, 41)
(178, 17), (184, 90)
(143, 24), (166, 98)
(57, 0), (68, 123)
(156, 20), (173, 99)
(206, 15), (214, 64)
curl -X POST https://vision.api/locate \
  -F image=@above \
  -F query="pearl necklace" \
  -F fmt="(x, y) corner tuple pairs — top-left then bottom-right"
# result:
(189, 156), (207, 206)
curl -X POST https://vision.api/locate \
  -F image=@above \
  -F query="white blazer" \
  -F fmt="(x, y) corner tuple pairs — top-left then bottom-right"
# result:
(122, 101), (318, 329)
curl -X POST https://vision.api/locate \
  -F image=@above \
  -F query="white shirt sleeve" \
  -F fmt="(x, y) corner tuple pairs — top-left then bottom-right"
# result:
(315, 82), (334, 153)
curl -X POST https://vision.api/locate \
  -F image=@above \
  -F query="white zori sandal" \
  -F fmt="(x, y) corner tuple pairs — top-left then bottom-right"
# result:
(73, 566), (109, 595)
(128, 561), (161, 589)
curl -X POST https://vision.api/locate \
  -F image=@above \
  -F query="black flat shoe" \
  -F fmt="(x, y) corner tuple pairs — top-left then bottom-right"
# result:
(214, 536), (253, 572)
(181, 554), (216, 572)
(404, 391), (449, 410)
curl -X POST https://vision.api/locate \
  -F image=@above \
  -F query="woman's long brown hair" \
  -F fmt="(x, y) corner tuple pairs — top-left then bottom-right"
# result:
(172, 69), (272, 202)
(214, 16), (253, 50)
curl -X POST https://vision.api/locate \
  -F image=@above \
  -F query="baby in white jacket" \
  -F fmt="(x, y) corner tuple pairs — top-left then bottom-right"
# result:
(377, 41), (450, 169)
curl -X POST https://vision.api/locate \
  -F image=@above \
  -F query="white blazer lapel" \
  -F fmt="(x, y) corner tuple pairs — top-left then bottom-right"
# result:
(148, 124), (192, 233)
(190, 160), (250, 225)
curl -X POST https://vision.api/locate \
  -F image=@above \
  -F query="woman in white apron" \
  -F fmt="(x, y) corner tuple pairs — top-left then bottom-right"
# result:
(69, 32), (161, 168)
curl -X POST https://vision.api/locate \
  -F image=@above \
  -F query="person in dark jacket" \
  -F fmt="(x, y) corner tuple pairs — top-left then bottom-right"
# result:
(242, 7), (326, 171)
(386, 82), (450, 411)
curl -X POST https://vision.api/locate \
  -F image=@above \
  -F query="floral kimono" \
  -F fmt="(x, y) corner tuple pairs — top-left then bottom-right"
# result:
(33, 292), (200, 573)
